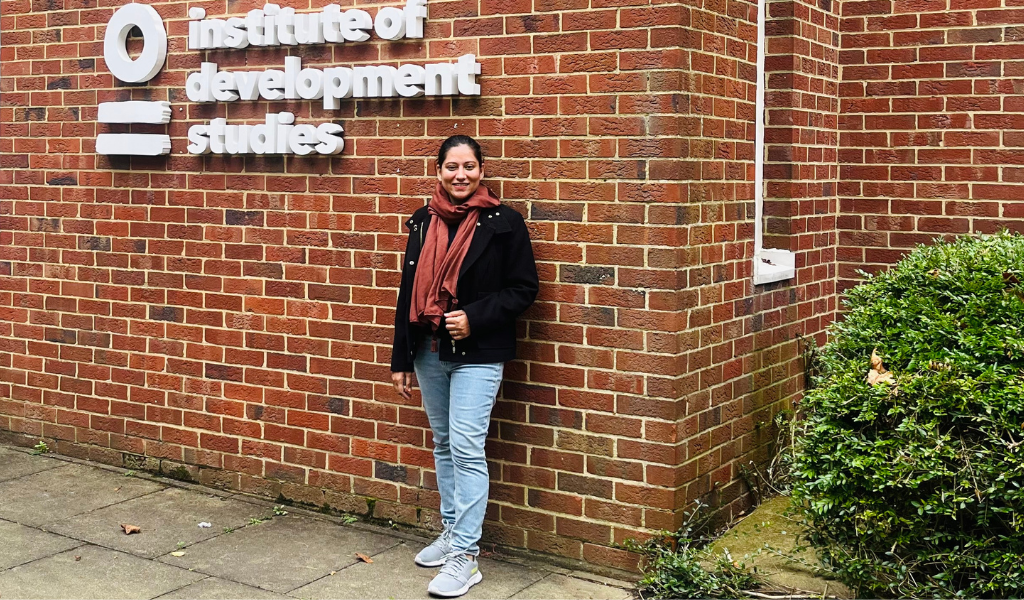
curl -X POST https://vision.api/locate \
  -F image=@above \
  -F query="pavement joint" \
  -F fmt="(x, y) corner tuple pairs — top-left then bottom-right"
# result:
(173, 564), (280, 594)
(275, 537), (407, 596)
(150, 574), (217, 600)
(505, 572), (554, 599)
(37, 485), (169, 531)
(0, 531), (88, 573)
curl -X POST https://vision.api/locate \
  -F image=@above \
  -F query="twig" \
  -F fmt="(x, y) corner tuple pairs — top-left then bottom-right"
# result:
(744, 590), (839, 599)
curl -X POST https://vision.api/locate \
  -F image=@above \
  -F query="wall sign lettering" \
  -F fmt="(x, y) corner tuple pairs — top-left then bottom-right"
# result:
(186, 0), (427, 49)
(97, 0), (481, 157)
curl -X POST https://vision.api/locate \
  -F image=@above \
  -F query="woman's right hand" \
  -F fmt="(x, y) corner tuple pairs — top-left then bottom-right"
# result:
(391, 372), (413, 400)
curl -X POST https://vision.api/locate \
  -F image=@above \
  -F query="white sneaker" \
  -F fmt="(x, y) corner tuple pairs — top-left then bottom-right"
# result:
(427, 553), (482, 598)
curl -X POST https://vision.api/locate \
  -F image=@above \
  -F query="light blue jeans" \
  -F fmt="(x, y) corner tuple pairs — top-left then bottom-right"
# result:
(414, 343), (504, 556)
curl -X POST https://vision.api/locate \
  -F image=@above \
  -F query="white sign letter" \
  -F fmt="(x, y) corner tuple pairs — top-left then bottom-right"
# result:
(212, 71), (239, 102)
(186, 62), (217, 102)
(404, 0), (427, 39)
(395, 64), (425, 98)
(187, 124), (211, 154)
(340, 9), (372, 42)
(316, 123), (345, 155)
(457, 54), (482, 95)
(259, 69), (285, 100)
(323, 67), (353, 109)
(374, 6), (406, 40)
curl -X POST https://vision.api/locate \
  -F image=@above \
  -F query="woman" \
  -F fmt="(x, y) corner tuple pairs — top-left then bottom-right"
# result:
(391, 135), (538, 598)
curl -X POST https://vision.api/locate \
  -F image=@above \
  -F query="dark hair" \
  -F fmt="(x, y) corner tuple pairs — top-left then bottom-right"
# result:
(437, 135), (483, 166)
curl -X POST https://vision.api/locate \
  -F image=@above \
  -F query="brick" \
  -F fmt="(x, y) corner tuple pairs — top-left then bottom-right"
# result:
(528, 489), (583, 516)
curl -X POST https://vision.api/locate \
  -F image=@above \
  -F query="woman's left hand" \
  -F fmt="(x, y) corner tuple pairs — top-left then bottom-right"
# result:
(444, 310), (471, 340)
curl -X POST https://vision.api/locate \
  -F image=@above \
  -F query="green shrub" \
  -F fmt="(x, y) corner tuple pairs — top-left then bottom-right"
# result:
(791, 232), (1024, 598)
(630, 543), (759, 600)
(623, 503), (761, 599)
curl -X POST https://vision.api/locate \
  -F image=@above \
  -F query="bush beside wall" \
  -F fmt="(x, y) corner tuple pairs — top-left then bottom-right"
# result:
(793, 232), (1024, 598)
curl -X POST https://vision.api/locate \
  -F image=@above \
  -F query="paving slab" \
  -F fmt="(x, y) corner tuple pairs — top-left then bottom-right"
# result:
(0, 446), (63, 482)
(0, 463), (164, 527)
(291, 542), (548, 600)
(0, 519), (84, 570)
(46, 487), (269, 559)
(510, 573), (633, 600)
(460, 553), (550, 599)
(158, 514), (401, 593)
(0, 544), (203, 599)
(155, 577), (293, 599)
(709, 496), (852, 598)
(288, 542), (435, 600)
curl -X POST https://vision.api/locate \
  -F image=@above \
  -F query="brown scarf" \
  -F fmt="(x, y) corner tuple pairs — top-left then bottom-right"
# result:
(409, 182), (501, 330)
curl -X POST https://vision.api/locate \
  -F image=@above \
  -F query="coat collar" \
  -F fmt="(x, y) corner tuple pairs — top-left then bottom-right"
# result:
(407, 205), (511, 234)
(406, 206), (510, 277)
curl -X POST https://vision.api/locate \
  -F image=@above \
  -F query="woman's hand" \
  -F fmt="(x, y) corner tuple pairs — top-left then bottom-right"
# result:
(391, 372), (413, 400)
(444, 310), (471, 340)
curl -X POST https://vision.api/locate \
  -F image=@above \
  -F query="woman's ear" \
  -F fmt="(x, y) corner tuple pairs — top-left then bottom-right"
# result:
(436, 162), (443, 183)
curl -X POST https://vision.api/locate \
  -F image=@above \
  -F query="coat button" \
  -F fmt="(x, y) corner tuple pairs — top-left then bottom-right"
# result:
(476, 222), (481, 227)
(461, 352), (466, 356)
(488, 215), (492, 218)
(409, 260), (415, 265)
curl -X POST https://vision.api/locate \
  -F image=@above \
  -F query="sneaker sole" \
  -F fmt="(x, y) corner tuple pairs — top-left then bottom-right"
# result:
(415, 556), (448, 568)
(428, 570), (482, 597)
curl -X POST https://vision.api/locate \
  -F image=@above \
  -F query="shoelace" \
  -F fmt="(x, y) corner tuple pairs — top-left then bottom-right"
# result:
(432, 522), (454, 549)
(438, 551), (470, 578)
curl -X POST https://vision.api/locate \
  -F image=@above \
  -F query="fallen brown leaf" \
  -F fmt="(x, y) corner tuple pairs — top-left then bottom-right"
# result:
(866, 349), (895, 385)
(1006, 272), (1024, 300)
(355, 553), (373, 563)
(120, 523), (141, 535)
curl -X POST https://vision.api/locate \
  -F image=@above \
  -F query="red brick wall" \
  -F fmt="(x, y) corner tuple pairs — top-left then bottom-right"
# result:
(764, 0), (840, 259)
(837, 0), (1024, 291)
(679, 0), (837, 524)
(0, 0), (835, 571)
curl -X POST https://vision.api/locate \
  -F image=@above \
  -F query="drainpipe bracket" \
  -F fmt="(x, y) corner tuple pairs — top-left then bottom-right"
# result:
(753, 248), (796, 285)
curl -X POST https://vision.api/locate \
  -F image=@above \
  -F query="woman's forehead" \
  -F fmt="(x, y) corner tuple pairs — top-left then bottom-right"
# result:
(442, 145), (478, 162)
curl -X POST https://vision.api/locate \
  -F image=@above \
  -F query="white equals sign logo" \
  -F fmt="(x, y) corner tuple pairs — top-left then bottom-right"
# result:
(96, 3), (171, 156)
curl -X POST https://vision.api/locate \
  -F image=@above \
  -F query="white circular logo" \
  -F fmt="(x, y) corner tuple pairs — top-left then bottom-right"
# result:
(104, 4), (167, 83)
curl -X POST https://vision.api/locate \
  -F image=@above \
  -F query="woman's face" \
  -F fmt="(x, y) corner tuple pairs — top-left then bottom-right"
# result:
(437, 144), (483, 202)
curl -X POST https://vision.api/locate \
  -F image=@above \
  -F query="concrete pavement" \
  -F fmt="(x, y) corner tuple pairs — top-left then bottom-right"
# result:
(0, 444), (635, 599)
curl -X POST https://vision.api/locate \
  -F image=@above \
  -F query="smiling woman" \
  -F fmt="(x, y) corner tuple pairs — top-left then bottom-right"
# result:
(390, 135), (538, 598)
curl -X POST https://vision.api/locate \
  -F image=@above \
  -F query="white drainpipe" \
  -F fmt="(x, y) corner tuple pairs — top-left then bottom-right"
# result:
(753, 0), (796, 285)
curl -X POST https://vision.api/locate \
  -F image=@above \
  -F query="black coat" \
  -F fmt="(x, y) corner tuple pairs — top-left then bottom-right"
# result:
(391, 203), (539, 372)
